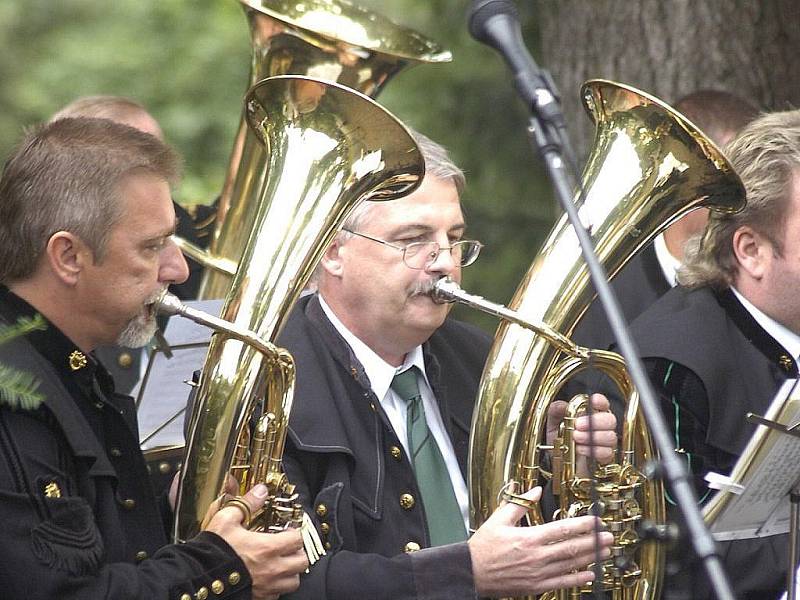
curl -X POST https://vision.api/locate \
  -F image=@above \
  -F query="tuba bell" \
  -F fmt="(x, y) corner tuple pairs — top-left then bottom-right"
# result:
(174, 0), (450, 300)
(435, 80), (745, 599)
(171, 74), (424, 548)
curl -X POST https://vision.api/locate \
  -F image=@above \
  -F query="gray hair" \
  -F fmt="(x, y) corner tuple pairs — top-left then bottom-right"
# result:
(0, 117), (181, 283)
(678, 109), (800, 289)
(342, 128), (465, 234)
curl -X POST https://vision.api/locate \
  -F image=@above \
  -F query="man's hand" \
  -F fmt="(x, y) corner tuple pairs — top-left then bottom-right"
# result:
(203, 484), (308, 600)
(468, 487), (613, 597)
(547, 394), (617, 476)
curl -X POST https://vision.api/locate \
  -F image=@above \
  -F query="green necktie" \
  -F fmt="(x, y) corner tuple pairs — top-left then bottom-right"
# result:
(391, 368), (467, 546)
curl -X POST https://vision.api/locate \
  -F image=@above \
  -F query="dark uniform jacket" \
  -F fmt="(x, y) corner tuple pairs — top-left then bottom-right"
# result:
(278, 294), (492, 600)
(626, 285), (794, 600)
(0, 286), (251, 600)
(573, 243), (671, 351)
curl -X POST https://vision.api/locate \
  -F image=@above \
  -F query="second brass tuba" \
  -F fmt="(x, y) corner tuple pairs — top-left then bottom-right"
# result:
(437, 80), (745, 599)
(172, 74), (424, 546)
(178, 0), (450, 299)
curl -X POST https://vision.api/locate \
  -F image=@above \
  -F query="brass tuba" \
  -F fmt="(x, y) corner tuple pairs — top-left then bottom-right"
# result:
(171, 74), (424, 547)
(435, 80), (745, 599)
(175, 0), (450, 299)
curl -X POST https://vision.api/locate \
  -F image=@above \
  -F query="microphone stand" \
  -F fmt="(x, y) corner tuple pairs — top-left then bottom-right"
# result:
(518, 68), (736, 600)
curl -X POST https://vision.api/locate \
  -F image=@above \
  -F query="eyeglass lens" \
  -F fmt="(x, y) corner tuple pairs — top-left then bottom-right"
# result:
(403, 241), (478, 269)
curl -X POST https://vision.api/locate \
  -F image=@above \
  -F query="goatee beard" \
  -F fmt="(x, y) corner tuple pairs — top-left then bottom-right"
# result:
(116, 288), (164, 348)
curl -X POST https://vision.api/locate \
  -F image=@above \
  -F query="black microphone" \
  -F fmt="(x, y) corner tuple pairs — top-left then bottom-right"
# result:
(468, 0), (562, 126)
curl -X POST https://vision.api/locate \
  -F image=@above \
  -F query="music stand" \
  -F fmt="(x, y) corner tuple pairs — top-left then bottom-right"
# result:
(135, 299), (223, 450)
(702, 378), (800, 599)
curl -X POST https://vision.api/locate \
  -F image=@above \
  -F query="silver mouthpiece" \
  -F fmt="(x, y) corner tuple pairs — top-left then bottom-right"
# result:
(431, 277), (459, 304)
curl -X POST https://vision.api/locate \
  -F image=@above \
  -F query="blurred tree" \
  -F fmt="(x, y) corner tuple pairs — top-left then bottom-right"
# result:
(7, 2), (789, 334)
(0, 0), (548, 333)
(537, 0), (800, 159)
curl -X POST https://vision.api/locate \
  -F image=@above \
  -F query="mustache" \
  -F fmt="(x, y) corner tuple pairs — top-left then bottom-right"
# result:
(144, 287), (168, 311)
(410, 278), (441, 297)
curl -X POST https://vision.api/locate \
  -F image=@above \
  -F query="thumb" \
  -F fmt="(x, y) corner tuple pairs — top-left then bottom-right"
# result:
(217, 483), (270, 527)
(240, 483), (270, 516)
(487, 486), (542, 526)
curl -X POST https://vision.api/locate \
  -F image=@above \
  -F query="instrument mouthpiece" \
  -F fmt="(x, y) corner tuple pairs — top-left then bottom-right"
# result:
(431, 277), (459, 304)
(153, 290), (185, 317)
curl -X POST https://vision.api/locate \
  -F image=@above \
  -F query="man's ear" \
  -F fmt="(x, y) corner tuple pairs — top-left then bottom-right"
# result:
(732, 225), (770, 280)
(319, 238), (345, 278)
(45, 231), (90, 286)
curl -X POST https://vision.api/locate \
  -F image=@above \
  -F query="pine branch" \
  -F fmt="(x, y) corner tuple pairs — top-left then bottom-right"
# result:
(0, 314), (47, 345)
(0, 314), (46, 410)
(0, 364), (43, 410)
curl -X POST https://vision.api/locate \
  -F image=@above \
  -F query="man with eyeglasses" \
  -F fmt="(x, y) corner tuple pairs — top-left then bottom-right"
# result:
(276, 130), (617, 599)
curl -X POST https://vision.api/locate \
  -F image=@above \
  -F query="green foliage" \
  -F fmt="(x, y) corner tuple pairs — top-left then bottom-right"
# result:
(0, 0), (554, 333)
(0, 315), (47, 410)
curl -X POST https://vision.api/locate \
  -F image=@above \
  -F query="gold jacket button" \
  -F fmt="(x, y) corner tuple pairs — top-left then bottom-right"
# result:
(324, 541), (332, 550)
(211, 580), (225, 595)
(118, 352), (133, 368)
(404, 541), (421, 553)
(135, 550), (148, 561)
(180, 594), (192, 600)
(399, 493), (415, 510)
(315, 503), (328, 518)
(228, 572), (241, 586)
(780, 354), (794, 372)
(389, 446), (402, 460)
(158, 461), (172, 475)
(319, 522), (330, 535)
(121, 498), (136, 510)
(109, 447), (122, 458)
(196, 586), (209, 600)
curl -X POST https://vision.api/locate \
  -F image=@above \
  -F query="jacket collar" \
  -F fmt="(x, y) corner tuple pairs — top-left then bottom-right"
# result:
(0, 286), (117, 478)
(718, 287), (798, 377)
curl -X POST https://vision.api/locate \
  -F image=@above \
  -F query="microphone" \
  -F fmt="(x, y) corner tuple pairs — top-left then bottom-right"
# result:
(467, 0), (562, 126)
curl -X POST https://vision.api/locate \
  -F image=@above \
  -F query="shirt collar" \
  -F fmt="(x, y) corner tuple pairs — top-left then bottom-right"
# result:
(731, 286), (800, 362)
(653, 233), (681, 288)
(317, 294), (428, 399)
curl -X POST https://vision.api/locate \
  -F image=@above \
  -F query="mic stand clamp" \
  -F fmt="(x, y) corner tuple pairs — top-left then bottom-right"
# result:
(516, 67), (564, 130)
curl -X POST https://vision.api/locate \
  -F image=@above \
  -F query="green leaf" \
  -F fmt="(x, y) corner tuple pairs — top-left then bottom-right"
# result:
(0, 314), (47, 410)
(0, 314), (47, 345)
(0, 364), (44, 410)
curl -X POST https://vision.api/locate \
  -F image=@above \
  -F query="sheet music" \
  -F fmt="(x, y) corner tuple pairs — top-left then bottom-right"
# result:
(703, 378), (800, 540)
(135, 299), (224, 450)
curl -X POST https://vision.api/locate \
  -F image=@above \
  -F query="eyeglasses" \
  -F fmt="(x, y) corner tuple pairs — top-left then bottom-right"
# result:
(343, 229), (483, 270)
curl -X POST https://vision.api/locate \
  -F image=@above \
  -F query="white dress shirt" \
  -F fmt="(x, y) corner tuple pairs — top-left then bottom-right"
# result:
(318, 295), (470, 531)
(731, 287), (800, 363)
(653, 233), (682, 288)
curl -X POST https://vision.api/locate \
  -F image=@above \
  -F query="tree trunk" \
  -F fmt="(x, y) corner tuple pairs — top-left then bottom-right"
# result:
(536, 0), (800, 158)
